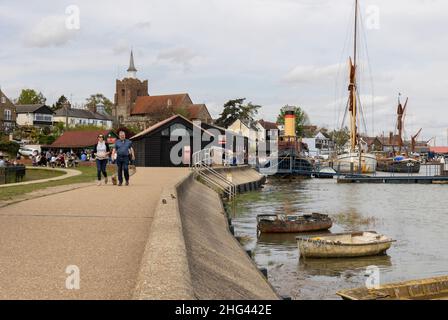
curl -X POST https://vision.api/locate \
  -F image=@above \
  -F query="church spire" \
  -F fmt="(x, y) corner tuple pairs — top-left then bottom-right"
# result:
(127, 50), (137, 78)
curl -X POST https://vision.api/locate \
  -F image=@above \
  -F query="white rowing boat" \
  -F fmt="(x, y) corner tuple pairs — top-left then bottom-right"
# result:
(296, 231), (395, 259)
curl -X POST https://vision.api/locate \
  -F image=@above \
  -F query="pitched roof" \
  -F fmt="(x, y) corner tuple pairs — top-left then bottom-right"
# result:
(186, 104), (211, 120)
(131, 114), (213, 140)
(15, 104), (53, 113)
(131, 93), (191, 115)
(430, 147), (448, 154)
(51, 130), (112, 148)
(54, 108), (113, 121)
(257, 120), (278, 130)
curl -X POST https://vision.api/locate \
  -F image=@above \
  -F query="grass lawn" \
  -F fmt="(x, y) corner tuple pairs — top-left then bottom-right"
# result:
(0, 166), (115, 201)
(23, 168), (66, 182)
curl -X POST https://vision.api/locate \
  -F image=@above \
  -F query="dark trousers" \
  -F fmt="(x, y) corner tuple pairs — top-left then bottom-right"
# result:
(96, 159), (108, 180)
(116, 157), (129, 184)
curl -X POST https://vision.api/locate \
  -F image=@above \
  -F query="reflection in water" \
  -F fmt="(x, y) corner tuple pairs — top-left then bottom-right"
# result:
(257, 231), (332, 246)
(233, 177), (448, 300)
(298, 255), (392, 278)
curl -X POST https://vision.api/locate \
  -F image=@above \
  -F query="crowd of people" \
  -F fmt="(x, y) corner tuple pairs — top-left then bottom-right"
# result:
(29, 150), (79, 168)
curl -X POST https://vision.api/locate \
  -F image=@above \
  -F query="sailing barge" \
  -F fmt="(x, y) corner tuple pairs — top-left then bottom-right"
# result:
(257, 213), (332, 234)
(334, 0), (377, 174)
(376, 96), (422, 173)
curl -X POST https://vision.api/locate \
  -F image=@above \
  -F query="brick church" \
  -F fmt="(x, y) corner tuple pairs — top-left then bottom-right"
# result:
(112, 51), (213, 129)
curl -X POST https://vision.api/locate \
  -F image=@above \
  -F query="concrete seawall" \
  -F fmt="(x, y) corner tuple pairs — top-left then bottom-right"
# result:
(134, 166), (278, 300)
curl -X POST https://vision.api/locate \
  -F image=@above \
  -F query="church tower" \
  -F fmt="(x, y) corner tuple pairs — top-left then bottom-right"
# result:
(113, 50), (149, 124)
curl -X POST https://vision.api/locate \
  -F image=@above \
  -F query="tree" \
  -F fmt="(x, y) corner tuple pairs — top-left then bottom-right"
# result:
(329, 127), (351, 152)
(52, 95), (69, 111)
(276, 105), (310, 137)
(85, 93), (113, 114)
(17, 89), (46, 105)
(215, 98), (261, 128)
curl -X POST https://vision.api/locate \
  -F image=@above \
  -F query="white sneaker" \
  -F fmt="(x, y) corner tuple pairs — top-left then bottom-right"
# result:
(97, 180), (101, 186)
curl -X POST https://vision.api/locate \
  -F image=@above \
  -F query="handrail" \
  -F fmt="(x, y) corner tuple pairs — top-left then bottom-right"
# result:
(191, 148), (237, 216)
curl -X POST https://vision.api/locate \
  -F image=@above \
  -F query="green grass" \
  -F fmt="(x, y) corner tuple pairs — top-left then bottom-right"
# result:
(23, 168), (66, 182)
(0, 166), (115, 201)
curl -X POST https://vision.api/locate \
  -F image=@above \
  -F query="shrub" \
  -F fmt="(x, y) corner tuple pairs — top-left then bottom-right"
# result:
(0, 140), (20, 156)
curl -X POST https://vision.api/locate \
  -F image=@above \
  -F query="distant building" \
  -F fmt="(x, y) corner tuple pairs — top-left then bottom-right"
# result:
(302, 131), (334, 158)
(15, 104), (54, 127)
(54, 103), (113, 129)
(49, 129), (118, 153)
(255, 120), (278, 142)
(112, 50), (212, 129)
(0, 89), (16, 134)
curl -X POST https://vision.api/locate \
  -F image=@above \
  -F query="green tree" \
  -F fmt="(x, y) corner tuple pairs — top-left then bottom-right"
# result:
(52, 95), (69, 111)
(17, 89), (46, 105)
(85, 93), (113, 114)
(215, 98), (261, 128)
(329, 127), (351, 152)
(276, 105), (310, 137)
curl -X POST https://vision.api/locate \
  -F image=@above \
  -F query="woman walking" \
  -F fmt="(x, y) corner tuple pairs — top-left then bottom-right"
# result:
(93, 134), (111, 186)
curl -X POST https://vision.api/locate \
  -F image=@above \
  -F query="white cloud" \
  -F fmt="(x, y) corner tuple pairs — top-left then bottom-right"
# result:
(24, 15), (78, 47)
(283, 63), (343, 84)
(157, 47), (200, 70)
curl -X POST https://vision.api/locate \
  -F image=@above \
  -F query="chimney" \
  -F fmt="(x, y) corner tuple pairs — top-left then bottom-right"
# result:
(284, 106), (296, 138)
(389, 132), (393, 144)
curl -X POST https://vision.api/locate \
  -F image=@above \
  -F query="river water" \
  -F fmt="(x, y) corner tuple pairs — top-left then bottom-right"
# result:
(232, 175), (448, 300)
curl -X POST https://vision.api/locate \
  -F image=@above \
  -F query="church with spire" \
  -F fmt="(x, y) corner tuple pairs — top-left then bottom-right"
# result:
(113, 50), (212, 129)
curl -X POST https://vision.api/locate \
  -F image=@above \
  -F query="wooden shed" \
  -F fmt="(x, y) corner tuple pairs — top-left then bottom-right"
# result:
(131, 115), (216, 167)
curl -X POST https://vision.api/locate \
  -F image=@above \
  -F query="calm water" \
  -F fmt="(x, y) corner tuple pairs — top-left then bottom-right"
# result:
(232, 176), (448, 300)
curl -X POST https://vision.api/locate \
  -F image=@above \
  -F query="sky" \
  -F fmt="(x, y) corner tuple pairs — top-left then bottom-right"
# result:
(1, 0), (448, 145)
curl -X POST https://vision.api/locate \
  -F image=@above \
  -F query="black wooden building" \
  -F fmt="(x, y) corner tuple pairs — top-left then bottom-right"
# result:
(131, 115), (250, 167)
(131, 115), (216, 167)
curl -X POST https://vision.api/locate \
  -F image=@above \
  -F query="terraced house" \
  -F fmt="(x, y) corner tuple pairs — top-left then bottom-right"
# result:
(53, 103), (113, 129)
(0, 89), (16, 134)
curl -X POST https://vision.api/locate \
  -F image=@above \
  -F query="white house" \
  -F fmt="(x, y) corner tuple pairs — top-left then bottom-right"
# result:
(15, 104), (54, 127)
(302, 131), (334, 158)
(54, 104), (113, 129)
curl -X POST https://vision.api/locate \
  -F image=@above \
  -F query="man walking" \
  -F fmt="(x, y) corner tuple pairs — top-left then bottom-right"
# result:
(112, 131), (135, 186)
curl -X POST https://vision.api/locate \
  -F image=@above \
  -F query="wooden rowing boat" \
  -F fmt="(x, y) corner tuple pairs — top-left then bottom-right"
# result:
(296, 231), (395, 258)
(337, 275), (448, 300)
(257, 213), (332, 234)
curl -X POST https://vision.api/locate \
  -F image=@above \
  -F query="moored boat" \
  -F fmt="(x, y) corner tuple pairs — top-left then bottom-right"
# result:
(257, 213), (332, 234)
(336, 152), (377, 174)
(314, 167), (337, 179)
(377, 156), (421, 173)
(337, 275), (448, 300)
(333, 0), (377, 174)
(296, 231), (395, 258)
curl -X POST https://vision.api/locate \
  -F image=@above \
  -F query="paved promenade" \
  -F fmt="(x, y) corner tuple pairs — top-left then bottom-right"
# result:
(0, 168), (188, 299)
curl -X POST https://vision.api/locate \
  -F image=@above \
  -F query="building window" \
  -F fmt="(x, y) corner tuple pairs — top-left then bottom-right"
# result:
(34, 113), (52, 122)
(4, 109), (12, 121)
(121, 89), (125, 97)
(1, 96), (6, 104)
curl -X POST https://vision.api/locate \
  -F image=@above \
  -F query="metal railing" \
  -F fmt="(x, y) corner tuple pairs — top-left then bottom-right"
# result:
(191, 148), (237, 216)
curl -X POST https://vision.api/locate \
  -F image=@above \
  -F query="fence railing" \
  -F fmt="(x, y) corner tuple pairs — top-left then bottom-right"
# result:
(191, 149), (237, 216)
(0, 165), (26, 184)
